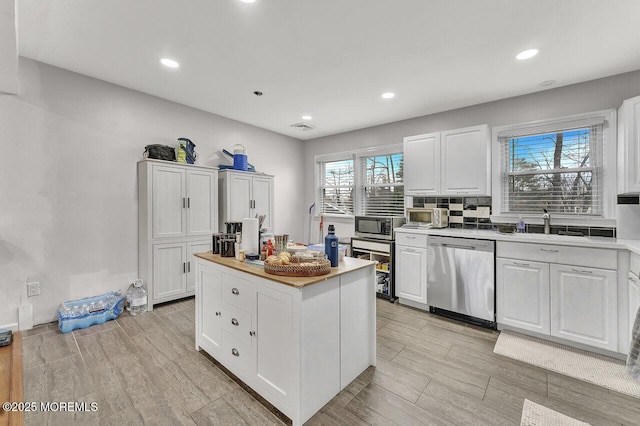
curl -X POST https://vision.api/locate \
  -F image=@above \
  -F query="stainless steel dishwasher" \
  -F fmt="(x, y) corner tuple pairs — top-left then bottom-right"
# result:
(427, 235), (495, 328)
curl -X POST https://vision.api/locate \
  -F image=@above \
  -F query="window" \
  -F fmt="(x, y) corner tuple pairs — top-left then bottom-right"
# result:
(316, 146), (404, 217)
(359, 153), (404, 216)
(319, 158), (354, 215)
(496, 112), (615, 218)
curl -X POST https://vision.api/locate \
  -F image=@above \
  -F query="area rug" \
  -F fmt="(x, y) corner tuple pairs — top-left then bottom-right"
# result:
(494, 330), (640, 399)
(520, 399), (590, 426)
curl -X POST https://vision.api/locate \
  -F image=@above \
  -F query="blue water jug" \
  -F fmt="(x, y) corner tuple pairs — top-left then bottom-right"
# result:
(233, 144), (248, 171)
(325, 224), (339, 267)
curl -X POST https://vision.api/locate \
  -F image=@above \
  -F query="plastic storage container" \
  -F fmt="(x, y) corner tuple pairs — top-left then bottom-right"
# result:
(57, 291), (126, 333)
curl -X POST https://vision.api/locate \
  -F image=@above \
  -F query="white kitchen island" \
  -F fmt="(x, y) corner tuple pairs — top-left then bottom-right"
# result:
(194, 253), (377, 426)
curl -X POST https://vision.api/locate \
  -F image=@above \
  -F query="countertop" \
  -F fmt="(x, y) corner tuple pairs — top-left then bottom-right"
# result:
(395, 227), (640, 255)
(194, 252), (376, 288)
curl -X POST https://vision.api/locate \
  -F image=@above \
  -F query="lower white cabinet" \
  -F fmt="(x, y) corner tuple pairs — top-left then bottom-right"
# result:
(395, 231), (429, 309)
(629, 274), (640, 349)
(396, 245), (428, 305)
(496, 242), (618, 353)
(496, 258), (550, 334)
(550, 265), (618, 351)
(152, 240), (212, 301)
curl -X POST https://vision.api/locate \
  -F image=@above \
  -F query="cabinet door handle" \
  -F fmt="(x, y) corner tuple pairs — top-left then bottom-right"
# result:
(215, 311), (221, 316)
(249, 330), (255, 336)
(540, 248), (559, 253)
(187, 197), (190, 208)
(571, 268), (593, 274)
(183, 197), (186, 208)
(231, 348), (239, 357)
(187, 261), (191, 273)
(231, 318), (239, 326)
(231, 287), (239, 295)
(513, 262), (530, 267)
(183, 262), (186, 273)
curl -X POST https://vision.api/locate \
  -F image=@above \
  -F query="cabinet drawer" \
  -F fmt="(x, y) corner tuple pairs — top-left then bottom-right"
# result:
(630, 252), (640, 277)
(496, 242), (617, 270)
(223, 303), (253, 343)
(222, 272), (255, 313)
(222, 329), (252, 376)
(395, 232), (428, 248)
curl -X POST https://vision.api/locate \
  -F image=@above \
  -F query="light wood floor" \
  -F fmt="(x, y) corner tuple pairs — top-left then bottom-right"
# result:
(22, 298), (640, 425)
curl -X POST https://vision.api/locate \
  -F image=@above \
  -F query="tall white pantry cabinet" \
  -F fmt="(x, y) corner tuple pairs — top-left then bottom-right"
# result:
(138, 159), (218, 309)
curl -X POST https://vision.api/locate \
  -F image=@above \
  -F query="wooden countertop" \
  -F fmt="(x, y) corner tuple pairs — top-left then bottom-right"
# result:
(194, 252), (375, 288)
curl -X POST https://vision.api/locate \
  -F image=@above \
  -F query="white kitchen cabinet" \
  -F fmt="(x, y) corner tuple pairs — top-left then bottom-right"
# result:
(496, 240), (619, 353)
(197, 266), (223, 356)
(396, 245), (428, 306)
(403, 124), (490, 196)
(496, 258), (550, 334)
(629, 274), (640, 345)
(394, 231), (429, 310)
(403, 133), (440, 195)
(550, 265), (618, 351)
(618, 95), (640, 194)
(440, 125), (490, 196)
(138, 159), (218, 308)
(219, 170), (274, 231)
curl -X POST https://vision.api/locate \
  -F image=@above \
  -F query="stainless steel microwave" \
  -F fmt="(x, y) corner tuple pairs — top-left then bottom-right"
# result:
(354, 216), (405, 240)
(406, 207), (449, 228)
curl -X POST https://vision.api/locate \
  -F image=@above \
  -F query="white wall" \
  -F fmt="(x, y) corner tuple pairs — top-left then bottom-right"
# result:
(302, 70), (640, 242)
(0, 58), (305, 328)
(0, 0), (18, 94)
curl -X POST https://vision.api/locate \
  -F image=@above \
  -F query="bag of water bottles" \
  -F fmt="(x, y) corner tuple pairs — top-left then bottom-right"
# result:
(57, 291), (126, 333)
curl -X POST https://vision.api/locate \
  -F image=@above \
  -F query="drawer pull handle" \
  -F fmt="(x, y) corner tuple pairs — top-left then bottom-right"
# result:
(249, 330), (256, 336)
(231, 288), (239, 295)
(572, 268), (593, 274)
(540, 249), (559, 253)
(231, 348), (239, 357)
(406, 236), (416, 239)
(513, 262), (530, 267)
(231, 318), (239, 326)
(215, 311), (221, 316)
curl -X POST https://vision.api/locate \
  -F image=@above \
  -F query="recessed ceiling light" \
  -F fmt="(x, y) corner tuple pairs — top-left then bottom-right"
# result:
(160, 58), (180, 68)
(381, 92), (395, 99)
(516, 48), (539, 61)
(301, 115), (312, 120)
(539, 80), (556, 87)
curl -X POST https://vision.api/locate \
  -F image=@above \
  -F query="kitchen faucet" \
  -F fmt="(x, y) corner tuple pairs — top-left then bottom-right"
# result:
(542, 209), (551, 234)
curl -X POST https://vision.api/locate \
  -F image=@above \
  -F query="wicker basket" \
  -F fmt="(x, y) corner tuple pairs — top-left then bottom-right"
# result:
(263, 257), (331, 277)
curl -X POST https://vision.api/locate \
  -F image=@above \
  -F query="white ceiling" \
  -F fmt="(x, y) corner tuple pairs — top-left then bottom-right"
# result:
(16, 0), (640, 140)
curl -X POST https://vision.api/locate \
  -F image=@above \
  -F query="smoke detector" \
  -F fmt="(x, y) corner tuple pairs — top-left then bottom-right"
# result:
(290, 122), (315, 131)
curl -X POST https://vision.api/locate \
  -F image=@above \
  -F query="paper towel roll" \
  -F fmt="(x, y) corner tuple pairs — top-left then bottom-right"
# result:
(241, 218), (259, 254)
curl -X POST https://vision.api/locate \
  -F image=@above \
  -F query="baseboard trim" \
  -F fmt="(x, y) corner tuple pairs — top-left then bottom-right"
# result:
(0, 323), (18, 332)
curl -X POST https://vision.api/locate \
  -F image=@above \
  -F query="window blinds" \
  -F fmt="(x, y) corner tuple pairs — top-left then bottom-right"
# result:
(359, 153), (404, 216)
(499, 123), (605, 215)
(319, 158), (354, 215)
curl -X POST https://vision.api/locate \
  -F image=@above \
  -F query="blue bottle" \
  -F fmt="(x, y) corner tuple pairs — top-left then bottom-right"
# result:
(325, 224), (339, 267)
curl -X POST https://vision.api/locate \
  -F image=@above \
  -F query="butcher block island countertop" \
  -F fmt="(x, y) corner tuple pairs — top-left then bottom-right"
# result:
(194, 251), (374, 287)
(193, 252), (376, 426)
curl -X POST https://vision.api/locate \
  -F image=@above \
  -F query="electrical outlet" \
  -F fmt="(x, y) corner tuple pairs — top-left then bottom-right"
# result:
(27, 281), (41, 297)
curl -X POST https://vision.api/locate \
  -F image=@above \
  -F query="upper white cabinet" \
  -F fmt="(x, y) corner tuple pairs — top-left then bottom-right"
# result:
(618, 95), (640, 194)
(219, 170), (274, 231)
(404, 124), (490, 196)
(138, 159), (218, 308)
(440, 125), (490, 195)
(149, 163), (217, 239)
(403, 133), (440, 195)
